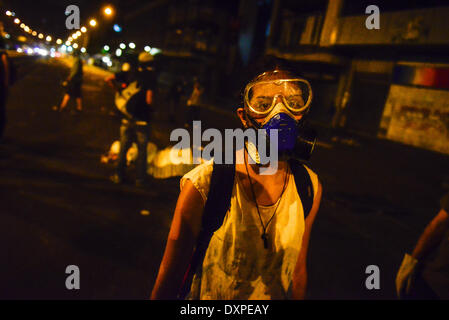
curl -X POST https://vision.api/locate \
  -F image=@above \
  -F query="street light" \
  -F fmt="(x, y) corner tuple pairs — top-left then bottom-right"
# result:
(81, 26), (87, 33)
(103, 6), (114, 16)
(129, 42), (136, 49)
(89, 19), (97, 27)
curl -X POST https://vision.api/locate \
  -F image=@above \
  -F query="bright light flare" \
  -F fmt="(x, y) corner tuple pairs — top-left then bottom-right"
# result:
(104, 6), (113, 16)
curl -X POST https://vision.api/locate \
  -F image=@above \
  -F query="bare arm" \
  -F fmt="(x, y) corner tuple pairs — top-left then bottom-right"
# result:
(2, 54), (9, 88)
(104, 75), (119, 91)
(411, 209), (449, 260)
(146, 89), (153, 105)
(150, 180), (204, 299)
(291, 181), (323, 299)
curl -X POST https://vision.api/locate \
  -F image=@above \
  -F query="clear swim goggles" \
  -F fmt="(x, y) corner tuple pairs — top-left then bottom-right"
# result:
(244, 78), (313, 118)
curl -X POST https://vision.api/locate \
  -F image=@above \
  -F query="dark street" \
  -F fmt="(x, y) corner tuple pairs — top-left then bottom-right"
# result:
(1, 57), (447, 299)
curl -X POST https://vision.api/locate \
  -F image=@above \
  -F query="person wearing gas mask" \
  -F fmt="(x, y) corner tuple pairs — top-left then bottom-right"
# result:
(151, 69), (322, 300)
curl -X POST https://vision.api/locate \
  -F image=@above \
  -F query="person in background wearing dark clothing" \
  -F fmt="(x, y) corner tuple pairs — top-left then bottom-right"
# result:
(105, 52), (156, 187)
(168, 79), (183, 123)
(0, 32), (10, 140)
(185, 77), (203, 128)
(396, 192), (449, 299)
(54, 50), (83, 112)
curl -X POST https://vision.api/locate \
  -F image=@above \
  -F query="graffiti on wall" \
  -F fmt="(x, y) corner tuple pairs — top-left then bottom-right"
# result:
(379, 84), (449, 155)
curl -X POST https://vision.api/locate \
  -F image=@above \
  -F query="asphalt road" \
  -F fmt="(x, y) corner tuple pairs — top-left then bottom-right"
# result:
(1, 57), (448, 299)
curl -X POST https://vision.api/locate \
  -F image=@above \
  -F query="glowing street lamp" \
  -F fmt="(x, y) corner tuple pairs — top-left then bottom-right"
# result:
(38, 33), (44, 39)
(119, 43), (126, 49)
(73, 43), (79, 49)
(14, 18), (20, 24)
(103, 45), (110, 51)
(89, 19), (97, 27)
(144, 46), (151, 52)
(129, 42), (136, 49)
(46, 36), (52, 42)
(103, 6), (114, 16)
(56, 39), (62, 45)
(81, 26), (87, 33)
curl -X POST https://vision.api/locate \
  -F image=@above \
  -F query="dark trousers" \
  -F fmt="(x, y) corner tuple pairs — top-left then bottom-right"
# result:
(116, 119), (149, 182)
(0, 90), (6, 139)
(187, 105), (200, 126)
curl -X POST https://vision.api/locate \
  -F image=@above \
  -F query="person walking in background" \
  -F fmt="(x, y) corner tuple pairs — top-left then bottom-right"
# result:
(168, 79), (183, 123)
(54, 50), (83, 112)
(105, 52), (156, 187)
(0, 28), (10, 140)
(396, 191), (449, 299)
(185, 77), (203, 128)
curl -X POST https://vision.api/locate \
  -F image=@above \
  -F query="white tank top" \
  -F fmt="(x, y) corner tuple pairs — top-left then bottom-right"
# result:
(180, 159), (319, 300)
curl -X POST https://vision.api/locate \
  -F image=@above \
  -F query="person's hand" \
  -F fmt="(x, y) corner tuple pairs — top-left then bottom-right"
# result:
(395, 253), (418, 299)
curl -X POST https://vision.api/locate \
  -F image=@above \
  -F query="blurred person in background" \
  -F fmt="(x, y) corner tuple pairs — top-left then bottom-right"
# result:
(396, 191), (449, 299)
(0, 24), (10, 140)
(168, 79), (184, 123)
(105, 52), (156, 187)
(185, 77), (203, 128)
(54, 50), (83, 112)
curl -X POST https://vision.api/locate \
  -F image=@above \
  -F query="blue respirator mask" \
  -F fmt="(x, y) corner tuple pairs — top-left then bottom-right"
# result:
(243, 76), (317, 162)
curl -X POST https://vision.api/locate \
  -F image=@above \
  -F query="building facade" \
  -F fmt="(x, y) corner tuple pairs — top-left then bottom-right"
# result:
(266, 0), (449, 155)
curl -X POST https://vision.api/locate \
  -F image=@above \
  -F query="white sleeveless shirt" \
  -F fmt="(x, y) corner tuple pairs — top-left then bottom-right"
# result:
(180, 159), (319, 300)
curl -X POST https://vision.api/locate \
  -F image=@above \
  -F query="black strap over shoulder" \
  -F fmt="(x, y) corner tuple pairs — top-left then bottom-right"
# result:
(178, 159), (314, 299)
(288, 158), (315, 220)
(178, 161), (235, 299)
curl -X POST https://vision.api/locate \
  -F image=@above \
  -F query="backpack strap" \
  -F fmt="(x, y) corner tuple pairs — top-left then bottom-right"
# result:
(288, 159), (315, 219)
(178, 161), (235, 299)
